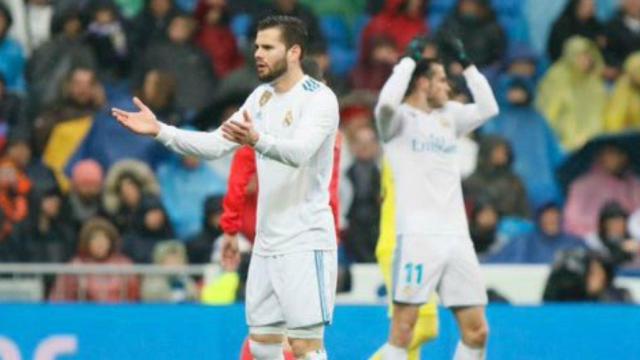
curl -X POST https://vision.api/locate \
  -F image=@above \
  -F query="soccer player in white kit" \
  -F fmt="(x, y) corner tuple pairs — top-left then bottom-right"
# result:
(111, 16), (338, 360)
(375, 39), (499, 360)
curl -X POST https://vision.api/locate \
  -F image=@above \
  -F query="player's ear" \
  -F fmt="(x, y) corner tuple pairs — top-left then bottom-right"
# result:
(288, 44), (302, 62)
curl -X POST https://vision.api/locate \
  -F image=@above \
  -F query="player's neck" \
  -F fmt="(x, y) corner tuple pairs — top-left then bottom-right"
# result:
(405, 93), (431, 113)
(272, 66), (305, 93)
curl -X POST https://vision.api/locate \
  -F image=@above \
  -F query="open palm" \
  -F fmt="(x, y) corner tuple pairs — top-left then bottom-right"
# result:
(111, 97), (160, 136)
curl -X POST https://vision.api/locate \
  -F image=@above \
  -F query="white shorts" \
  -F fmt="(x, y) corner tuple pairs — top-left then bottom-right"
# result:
(391, 235), (487, 308)
(246, 250), (337, 330)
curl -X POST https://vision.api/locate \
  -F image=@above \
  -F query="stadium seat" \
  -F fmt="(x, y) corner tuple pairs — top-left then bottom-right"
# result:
(427, 11), (447, 32)
(498, 14), (531, 45)
(352, 14), (371, 49)
(328, 46), (357, 76)
(231, 13), (253, 41)
(429, 0), (456, 13)
(320, 15), (352, 49)
(490, 0), (523, 17)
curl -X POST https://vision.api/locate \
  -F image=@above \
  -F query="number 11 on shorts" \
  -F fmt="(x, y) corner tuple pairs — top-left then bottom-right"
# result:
(404, 263), (423, 284)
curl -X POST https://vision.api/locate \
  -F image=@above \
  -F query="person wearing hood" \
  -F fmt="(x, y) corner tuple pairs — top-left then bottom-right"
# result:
(134, 13), (217, 112)
(547, 0), (605, 62)
(486, 202), (585, 264)
(500, 44), (540, 84)
(102, 159), (161, 234)
(0, 2), (26, 93)
(543, 248), (633, 303)
(603, 0), (640, 72)
(130, 0), (179, 53)
(157, 141), (227, 239)
(26, 9), (97, 117)
(123, 195), (175, 263)
(604, 51), (640, 132)
(194, 0), (244, 78)
(436, 0), (506, 69)
(49, 217), (140, 302)
(584, 201), (640, 267)
(463, 135), (530, 219)
(135, 69), (184, 126)
(185, 195), (224, 264)
(481, 76), (565, 209)
(536, 36), (608, 151)
(468, 197), (501, 256)
(564, 145), (640, 237)
(141, 240), (198, 302)
(359, 0), (428, 61)
(10, 184), (75, 263)
(349, 36), (399, 92)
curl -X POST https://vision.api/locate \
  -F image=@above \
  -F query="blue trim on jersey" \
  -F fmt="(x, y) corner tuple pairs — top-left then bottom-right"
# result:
(302, 79), (320, 92)
(391, 236), (403, 301)
(314, 251), (329, 323)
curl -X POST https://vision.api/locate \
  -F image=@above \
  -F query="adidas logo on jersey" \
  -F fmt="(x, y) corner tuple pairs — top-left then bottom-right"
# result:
(302, 79), (320, 92)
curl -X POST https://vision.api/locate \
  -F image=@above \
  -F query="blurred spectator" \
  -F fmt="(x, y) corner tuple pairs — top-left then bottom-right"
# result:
(0, 158), (31, 240)
(135, 13), (217, 112)
(32, 67), (105, 156)
(536, 36), (607, 151)
(136, 69), (183, 126)
(86, 1), (131, 79)
(123, 196), (175, 263)
(349, 36), (398, 91)
(547, 0), (605, 62)
(213, 30), (259, 106)
(564, 145), (640, 237)
(436, 0), (506, 69)
(359, 0), (428, 60)
(343, 126), (380, 263)
(543, 248), (633, 303)
(185, 195), (223, 264)
(141, 240), (198, 302)
(463, 135), (530, 218)
(194, 0), (244, 78)
(8, 0), (53, 55)
(501, 44), (540, 83)
(68, 159), (105, 229)
(486, 202), (585, 264)
(482, 76), (565, 208)
(219, 147), (258, 243)
(102, 159), (161, 234)
(307, 44), (348, 96)
(630, 207), (640, 240)
(114, 0), (145, 18)
(0, 2), (26, 93)
(254, 0), (325, 51)
(50, 217), (140, 302)
(604, 51), (640, 132)
(27, 10), (97, 116)
(0, 74), (28, 146)
(11, 184), (75, 263)
(469, 197), (500, 255)
(158, 150), (226, 239)
(603, 0), (640, 72)
(585, 201), (639, 266)
(131, 0), (178, 52)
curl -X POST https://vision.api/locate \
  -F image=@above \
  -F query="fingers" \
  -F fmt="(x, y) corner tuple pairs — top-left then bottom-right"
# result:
(111, 108), (131, 119)
(242, 110), (252, 124)
(133, 97), (150, 112)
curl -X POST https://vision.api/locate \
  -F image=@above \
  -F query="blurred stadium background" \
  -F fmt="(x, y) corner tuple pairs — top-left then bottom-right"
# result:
(0, 0), (639, 358)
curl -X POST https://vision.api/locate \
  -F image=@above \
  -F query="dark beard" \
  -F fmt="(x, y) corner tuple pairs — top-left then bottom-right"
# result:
(258, 58), (288, 82)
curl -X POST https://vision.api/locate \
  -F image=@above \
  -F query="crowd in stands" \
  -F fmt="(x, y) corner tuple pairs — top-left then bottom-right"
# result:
(0, 0), (639, 304)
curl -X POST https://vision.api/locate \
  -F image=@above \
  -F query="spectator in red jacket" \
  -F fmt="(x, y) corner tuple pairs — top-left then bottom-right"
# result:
(194, 0), (244, 78)
(359, 0), (428, 61)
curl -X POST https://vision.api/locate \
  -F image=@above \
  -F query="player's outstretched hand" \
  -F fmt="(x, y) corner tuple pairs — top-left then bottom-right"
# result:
(111, 97), (161, 137)
(440, 36), (471, 68)
(221, 110), (260, 146)
(221, 233), (241, 272)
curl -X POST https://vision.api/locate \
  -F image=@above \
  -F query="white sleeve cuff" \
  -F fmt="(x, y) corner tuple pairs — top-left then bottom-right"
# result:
(155, 122), (174, 144)
(253, 132), (272, 154)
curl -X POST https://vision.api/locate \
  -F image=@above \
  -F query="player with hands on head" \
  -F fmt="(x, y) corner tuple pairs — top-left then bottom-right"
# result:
(375, 35), (499, 360)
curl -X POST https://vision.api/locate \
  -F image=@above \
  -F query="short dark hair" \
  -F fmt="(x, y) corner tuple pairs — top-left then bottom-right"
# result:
(257, 15), (308, 58)
(405, 59), (443, 96)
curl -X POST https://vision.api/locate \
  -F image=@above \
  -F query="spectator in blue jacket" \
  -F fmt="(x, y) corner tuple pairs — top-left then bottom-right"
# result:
(0, 3), (26, 93)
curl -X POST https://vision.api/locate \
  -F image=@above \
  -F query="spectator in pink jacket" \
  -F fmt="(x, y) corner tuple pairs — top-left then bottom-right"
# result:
(564, 145), (640, 237)
(49, 217), (140, 302)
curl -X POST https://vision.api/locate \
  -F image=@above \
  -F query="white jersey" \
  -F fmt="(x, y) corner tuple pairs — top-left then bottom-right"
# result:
(156, 75), (339, 255)
(375, 58), (499, 236)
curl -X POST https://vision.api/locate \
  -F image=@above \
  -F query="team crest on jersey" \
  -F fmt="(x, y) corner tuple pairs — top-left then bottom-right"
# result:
(283, 110), (293, 126)
(259, 91), (273, 107)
